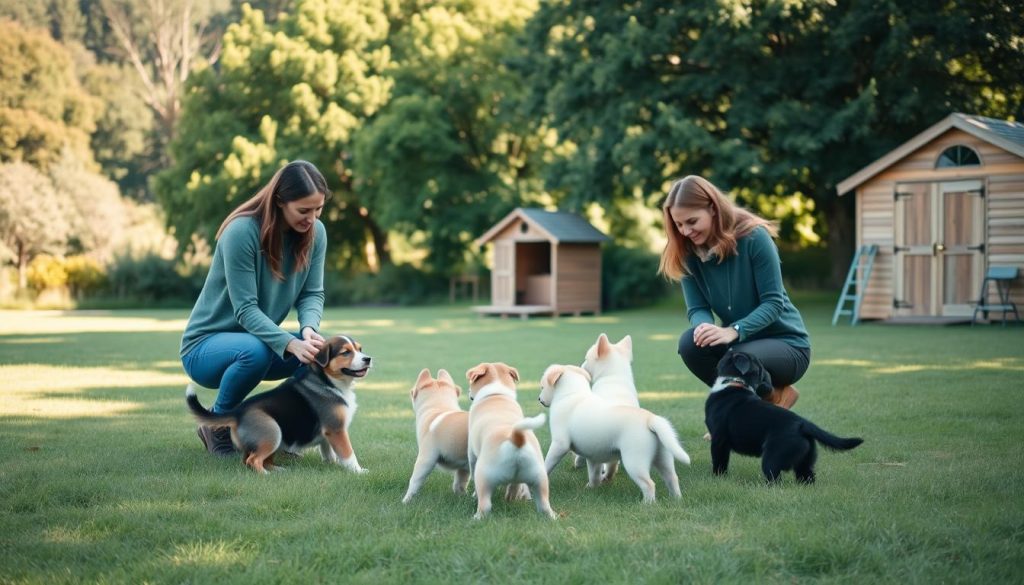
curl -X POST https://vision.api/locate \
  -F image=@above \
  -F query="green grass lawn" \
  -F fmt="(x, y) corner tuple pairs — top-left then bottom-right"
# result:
(2, 294), (1023, 584)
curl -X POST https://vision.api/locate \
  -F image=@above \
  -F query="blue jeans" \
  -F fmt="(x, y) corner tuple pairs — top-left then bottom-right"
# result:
(182, 332), (304, 414)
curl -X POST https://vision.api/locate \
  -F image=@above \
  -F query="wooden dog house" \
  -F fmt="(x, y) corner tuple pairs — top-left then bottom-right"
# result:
(474, 208), (609, 318)
(836, 113), (1024, 322)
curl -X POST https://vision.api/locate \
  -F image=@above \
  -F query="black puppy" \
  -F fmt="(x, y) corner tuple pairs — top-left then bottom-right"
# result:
(705, 351), (863, 483)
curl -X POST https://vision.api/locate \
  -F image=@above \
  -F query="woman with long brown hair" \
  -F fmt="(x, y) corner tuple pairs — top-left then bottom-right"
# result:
(181, 160), (331, 455)
(659, 175), (810, 409)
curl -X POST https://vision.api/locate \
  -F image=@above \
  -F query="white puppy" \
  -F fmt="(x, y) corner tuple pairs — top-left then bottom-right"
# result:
(402, 368), (470, 503)
(576, 333), (640, 478)
(466, 362), (556, 520)
(539, 364), (690, 503)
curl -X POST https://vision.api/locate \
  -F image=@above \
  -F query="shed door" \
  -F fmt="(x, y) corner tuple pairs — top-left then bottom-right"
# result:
(492, 240), (515, 307)
(938, 180), (984, 316)
(894, 180), (984, 317)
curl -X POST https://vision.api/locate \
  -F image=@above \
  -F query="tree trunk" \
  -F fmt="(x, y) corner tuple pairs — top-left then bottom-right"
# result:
(823, 193), (856, 288)
(17, 240), (27, 290)
(361, 212), (391, 271)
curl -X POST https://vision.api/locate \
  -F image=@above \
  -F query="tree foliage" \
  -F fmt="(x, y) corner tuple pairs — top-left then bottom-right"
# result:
(157, 0), (542, 275)
(0, 20), (99, 169)
(517, 0), (1024, 280)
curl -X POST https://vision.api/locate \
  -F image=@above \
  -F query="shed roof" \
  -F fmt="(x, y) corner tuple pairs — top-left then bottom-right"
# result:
(836, 113), (1024, 195)
(475, 208), (610, 246)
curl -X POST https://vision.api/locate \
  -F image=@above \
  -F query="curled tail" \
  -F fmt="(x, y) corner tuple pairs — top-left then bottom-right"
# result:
(800, 421), (863, 451)
(648, 416), (691, 465)
(510, 413), (546, 448)
(185, 383), (237, 428)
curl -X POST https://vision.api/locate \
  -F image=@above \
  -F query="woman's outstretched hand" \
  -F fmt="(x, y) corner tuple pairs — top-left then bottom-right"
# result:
(288, 334), (325, 364)
(693, 323), (739, 347)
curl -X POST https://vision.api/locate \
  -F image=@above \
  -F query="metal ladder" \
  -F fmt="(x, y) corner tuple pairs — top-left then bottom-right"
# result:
(832, 244), (879, 326)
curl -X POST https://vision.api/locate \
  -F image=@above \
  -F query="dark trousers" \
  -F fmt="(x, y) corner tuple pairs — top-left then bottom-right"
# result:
(678, 327), (811, 388)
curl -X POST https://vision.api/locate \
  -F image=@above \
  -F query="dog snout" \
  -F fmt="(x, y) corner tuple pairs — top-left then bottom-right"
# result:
(362, 356), (372, 365)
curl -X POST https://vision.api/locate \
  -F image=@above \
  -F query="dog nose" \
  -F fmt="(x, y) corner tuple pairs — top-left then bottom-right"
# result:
(363, 357), (371, 364)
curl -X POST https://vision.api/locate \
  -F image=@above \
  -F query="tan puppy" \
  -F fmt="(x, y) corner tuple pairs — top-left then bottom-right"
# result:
(402, 368), (470, 503)
(576, 333), (640, 478)
(466, 362), (556, 520)
(539, 364), (690, 503)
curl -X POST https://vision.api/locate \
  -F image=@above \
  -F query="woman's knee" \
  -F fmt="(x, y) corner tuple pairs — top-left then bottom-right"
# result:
(677, 328), (700, 359)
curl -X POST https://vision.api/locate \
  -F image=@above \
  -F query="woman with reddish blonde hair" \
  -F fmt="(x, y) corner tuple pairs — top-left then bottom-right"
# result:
(658, 175), (810, 409)
(181, 160), (331, 456)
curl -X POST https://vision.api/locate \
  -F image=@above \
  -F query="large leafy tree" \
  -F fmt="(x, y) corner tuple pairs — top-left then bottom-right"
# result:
(518, 0), (1024, 282)
(154, 0), (395, 270)
(352, 0), (543, 274)
(157, 0), (543, 274)
(0, 20), (99, 170)
(0, 163), (71, 288)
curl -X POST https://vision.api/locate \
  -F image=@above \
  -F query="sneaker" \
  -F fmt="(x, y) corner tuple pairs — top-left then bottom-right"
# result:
(196, 425), (236, 457)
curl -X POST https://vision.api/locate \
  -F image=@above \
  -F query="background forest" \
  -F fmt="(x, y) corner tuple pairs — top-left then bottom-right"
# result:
(2, 0), (1022, 309)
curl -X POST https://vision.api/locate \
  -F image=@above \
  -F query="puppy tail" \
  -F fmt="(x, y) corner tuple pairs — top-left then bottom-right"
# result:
(510, 413), (546, 448)
(649, 416), (691, 465)
(185, 382), (237, 428)
(801, 422), (864, 451)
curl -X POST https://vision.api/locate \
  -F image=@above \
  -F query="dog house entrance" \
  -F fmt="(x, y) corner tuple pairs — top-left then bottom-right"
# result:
(515, 242), (552, 306)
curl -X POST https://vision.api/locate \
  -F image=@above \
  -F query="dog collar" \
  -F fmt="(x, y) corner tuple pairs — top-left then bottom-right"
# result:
(710, 376), (752, 394)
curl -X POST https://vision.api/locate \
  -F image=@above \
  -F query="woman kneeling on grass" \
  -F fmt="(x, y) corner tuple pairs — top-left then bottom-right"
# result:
(658, 175), (810, 411)
(180, 160), (330, 456)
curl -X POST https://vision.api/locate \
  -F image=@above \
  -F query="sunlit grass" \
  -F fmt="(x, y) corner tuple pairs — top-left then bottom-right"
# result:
(0, 298), (1022, 583)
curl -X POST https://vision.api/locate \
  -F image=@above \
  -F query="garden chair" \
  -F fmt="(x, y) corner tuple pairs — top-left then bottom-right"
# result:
(971, 266), (1020, 326)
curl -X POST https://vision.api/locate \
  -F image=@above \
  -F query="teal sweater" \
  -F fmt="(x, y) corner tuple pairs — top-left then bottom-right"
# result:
(180, 216), (327, 359)
(681, 227), (809, 348)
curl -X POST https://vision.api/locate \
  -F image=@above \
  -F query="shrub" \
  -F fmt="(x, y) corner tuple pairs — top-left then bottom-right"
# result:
(106, 252), (201, 304)
(601, 244), (674, 311)
(26, 254), (68, 292)
(326, 263), (448, 306)
(64, 255), (107, 298)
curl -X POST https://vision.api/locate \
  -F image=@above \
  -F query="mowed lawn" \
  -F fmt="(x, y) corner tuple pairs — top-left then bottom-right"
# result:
(1, 294), (1022, 584)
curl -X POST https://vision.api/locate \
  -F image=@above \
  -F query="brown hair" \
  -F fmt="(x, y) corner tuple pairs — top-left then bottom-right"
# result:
(217, 160), (331, 280)
(657, 175), (778, 281)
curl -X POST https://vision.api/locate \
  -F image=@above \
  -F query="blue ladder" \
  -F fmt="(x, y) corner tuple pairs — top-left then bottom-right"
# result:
(832, 244), (879, 326)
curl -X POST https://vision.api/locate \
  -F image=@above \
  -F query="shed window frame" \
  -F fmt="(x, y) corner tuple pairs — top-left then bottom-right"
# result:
(935, 145), (982, 168)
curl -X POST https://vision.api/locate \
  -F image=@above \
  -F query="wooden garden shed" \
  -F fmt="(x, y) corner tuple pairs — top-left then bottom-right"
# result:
(473, 208), (609, 318)
(836, 113), (1024, 322)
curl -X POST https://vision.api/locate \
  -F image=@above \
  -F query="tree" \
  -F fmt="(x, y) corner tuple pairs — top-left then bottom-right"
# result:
(154, 0), (396, 271)
(352, 0), (544, 274)
(98, 0), (228, 162)
(517, 1), (1024, 283)
(0, 20), (99, 170)
(0, 163), (71, 289)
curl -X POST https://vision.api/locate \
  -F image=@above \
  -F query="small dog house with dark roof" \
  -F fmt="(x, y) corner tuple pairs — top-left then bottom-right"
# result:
(474, 208), (609, 318)
(836, 113), (1024, 322)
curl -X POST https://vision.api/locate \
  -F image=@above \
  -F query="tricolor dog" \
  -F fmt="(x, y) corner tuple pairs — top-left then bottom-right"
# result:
(577, 333), (641, 478)
(707, 351), (863, 483)
(186, 334), (371, 474)
(538, 364), (691, 503)
(466, 362), (556, 520)
(402, 368), (470, 503)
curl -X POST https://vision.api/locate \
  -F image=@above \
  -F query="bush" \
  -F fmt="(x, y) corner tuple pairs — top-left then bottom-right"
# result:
(26, 254), (67, 292)
(106, 252), (202, 304)
(326, 263), (448, 306)
(601, 245), (674, 311)
(64, 255), (107, 298)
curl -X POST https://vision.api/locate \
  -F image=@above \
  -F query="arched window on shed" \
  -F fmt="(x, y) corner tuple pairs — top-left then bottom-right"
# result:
(936, 145), (981, 168)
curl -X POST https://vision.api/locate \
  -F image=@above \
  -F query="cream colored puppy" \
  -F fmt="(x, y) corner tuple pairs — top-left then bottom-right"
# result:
(575, 333), (640, 478)
(466, 362), (556, 520)
(539, 364), (691, 503)
(402, 368), (470, 503)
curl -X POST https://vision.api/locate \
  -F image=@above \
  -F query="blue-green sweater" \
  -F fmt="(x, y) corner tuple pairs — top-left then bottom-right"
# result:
(180, 216), (327, 359)
(681, 227), (809, 348)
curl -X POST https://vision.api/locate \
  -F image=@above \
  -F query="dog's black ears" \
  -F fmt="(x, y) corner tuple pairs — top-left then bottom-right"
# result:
(732, 352), (752, 375)
(755, 371), (774, 398)
(314, 342), (332, 368)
